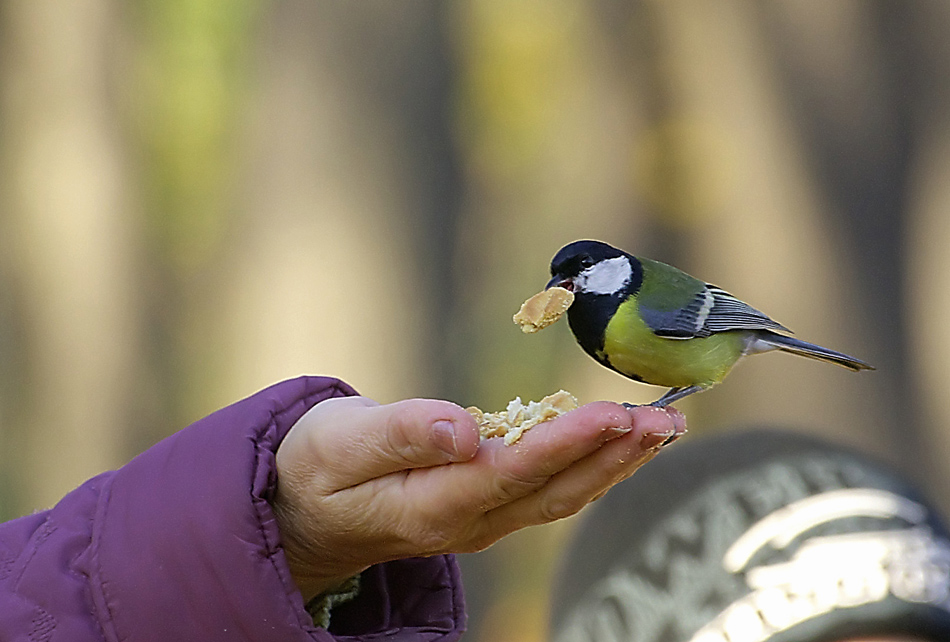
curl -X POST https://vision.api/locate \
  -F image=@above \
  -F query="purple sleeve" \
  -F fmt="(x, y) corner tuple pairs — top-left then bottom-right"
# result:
(0, 376), (467, 642)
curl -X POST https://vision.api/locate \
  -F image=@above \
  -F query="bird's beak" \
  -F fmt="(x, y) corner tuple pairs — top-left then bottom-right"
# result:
(546, 275), (574, 291)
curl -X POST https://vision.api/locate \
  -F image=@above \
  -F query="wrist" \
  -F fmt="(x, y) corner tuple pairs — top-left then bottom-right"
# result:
(272, 501), (365, 602)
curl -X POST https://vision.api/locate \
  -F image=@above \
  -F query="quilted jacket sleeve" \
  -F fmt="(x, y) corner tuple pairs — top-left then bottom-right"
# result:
(0, 376), (467, 642)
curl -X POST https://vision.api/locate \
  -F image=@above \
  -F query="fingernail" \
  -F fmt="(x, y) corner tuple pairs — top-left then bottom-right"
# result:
(606, 425), (634, 438)
(432, 420), (459, 459)
(640, 429), (676, 450)
(660, 428), (687, 447)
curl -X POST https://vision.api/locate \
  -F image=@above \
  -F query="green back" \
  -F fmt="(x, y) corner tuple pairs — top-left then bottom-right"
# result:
(637, 257), (706, 312)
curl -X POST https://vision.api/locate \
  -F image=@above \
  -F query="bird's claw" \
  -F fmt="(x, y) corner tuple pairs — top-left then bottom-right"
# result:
(622, 400), (671, 409)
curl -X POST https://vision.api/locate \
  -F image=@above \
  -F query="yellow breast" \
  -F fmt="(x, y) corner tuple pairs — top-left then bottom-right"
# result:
(602, 299), (747, 388)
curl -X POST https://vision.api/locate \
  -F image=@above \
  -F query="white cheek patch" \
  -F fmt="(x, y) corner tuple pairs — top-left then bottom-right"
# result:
(576, 256), (632, 295)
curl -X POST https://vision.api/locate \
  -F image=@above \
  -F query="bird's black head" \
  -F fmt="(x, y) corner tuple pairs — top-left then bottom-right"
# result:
(546, 240), (643, 363)
(546, 240), (640, 297)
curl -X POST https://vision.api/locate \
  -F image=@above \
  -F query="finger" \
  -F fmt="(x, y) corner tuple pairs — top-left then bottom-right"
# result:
(282, 396), (480, 493)
(489, 406), (686, 534)
(479, 403), (682, 503)
(406, 401), (682, 520)
(476, 423), (673, 542)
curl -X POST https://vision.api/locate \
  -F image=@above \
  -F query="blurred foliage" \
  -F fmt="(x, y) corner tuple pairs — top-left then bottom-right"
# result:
(454, 0), (585, 179)
(632, 116), (740, 226)
(131, 0), (260, 271)
(2, 1), (950, 641)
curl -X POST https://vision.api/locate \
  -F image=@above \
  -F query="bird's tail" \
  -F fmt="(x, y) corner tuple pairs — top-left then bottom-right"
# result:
(750, 332), (875, 372)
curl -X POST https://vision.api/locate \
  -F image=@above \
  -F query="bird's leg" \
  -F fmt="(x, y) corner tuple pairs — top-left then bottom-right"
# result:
(648, 385), (706, 407)
(621, 385), (706, 410)
(621, 387), (686, 409)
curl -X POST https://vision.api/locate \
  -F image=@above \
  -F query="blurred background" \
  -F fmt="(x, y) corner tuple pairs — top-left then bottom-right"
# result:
(2, 0), (950, 640)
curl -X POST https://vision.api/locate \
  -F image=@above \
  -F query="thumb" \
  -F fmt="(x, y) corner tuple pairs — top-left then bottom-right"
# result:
(278, 396), (480, 494)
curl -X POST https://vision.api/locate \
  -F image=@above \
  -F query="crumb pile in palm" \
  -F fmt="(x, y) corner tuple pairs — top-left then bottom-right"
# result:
(512, 286), (574, 333)
(466, 390), (578, 445)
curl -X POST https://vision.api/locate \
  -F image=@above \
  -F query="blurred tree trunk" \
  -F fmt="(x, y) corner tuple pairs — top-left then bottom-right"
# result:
(215, 1), (464, 407)
(122, 0), (261, 449)
(0, 0), (138, 515)
(728, 0), (950, 505)
(892, 1), (950, 515)
(754, 0), (919, 476)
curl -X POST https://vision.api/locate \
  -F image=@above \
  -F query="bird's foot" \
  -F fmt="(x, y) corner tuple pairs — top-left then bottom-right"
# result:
(621, 399), (679, 409)
(648, 385), (707, 407)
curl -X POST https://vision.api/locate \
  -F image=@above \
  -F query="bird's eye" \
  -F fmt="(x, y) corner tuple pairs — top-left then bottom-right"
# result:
(579, 255), (594, 269)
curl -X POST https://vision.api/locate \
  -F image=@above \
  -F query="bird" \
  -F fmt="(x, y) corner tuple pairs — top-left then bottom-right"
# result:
(545, 240), (874, 407)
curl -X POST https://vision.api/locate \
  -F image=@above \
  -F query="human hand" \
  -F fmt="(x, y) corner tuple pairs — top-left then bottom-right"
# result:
(272, 396), (686, 601)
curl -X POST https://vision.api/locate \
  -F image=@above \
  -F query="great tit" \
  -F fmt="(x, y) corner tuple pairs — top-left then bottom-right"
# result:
(546, 240), (874, 407)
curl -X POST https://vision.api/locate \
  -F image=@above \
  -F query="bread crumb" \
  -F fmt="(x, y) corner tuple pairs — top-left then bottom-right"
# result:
(466, 390), (579, 445)
(513, 287), (574, 333)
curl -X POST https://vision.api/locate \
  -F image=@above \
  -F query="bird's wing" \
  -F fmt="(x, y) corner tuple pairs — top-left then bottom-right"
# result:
(640, 284), (790, 339)
(698, 286), (790, 335)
